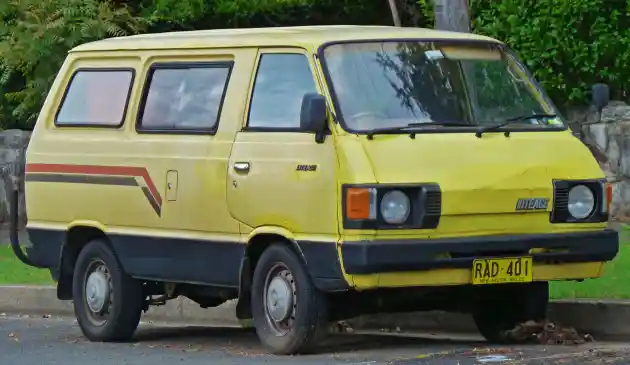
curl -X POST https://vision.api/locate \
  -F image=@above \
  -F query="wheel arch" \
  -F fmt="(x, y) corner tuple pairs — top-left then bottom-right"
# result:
(236, 227), (306, 320)
(57, 221), (111, 300)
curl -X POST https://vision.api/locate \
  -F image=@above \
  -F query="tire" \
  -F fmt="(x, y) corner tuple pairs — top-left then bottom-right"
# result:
(72, 239), (144, 342)
(473, 281), (549, 343)
(251, 243), (328, 355)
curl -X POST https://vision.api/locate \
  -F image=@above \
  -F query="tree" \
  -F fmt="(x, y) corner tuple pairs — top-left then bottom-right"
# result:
(388, 0), (401, 26)
(386, 0), (469, 31)
(0, 0), (396, 129)
(433, 0), (470, 32)
(0, 0), (148, 128)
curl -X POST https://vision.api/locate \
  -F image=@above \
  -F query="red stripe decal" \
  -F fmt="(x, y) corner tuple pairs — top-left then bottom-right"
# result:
(26, 163), (162, 206)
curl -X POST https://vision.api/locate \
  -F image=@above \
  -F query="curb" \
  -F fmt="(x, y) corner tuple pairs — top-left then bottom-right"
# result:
(345, 300), (630, 339)
(0, 286), (242, 327)
(2, 286), (630, 339)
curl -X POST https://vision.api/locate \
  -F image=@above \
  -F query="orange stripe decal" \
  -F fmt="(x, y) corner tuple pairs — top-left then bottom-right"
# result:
(25, 163), (163, 216)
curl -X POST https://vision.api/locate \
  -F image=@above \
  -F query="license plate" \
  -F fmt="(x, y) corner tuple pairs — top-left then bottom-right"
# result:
(471, 257), (533, 285)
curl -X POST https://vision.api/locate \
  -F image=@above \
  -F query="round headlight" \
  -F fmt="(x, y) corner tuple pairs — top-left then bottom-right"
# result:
(568, 185), (595, 219)
(380, 190), (411, 224)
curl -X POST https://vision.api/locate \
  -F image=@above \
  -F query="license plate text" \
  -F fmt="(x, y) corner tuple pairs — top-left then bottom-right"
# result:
(471, 257), (533, 285)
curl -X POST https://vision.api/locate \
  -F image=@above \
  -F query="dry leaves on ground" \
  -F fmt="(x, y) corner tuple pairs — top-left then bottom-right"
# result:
(503, 320), (594, 345)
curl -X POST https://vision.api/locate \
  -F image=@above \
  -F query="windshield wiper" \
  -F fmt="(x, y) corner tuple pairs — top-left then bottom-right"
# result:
(475, 113), (557, 138)
(366, 121), (473, 139)
(406, 122), (473, 128)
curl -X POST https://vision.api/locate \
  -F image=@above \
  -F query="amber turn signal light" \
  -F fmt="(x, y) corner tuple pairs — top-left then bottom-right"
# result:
(345, 187), (376, 220)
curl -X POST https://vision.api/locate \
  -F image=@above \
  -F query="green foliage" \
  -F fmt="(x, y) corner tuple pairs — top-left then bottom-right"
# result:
(470, 0), (630, 108)
(416, 0), (434, 26)
(4, 0), (626, 129)
(136, 0), (398, 32)
(0, 0), (404, 129)
(0, 0), (148, 128)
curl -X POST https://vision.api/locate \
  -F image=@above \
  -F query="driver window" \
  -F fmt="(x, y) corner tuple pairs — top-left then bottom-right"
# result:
(247, 53), (318, 129)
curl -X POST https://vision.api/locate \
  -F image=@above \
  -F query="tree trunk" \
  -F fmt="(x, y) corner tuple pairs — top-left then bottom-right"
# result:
(387, 0), (402, 27)
(433, 0), (470, 32)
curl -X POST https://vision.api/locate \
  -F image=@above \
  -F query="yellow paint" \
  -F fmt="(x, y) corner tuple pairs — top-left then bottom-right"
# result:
(25, 25), (612, 293)
(351, 262), (605, 290)
(66, 220), (108, 232)
(440, 46), (502, 60)
(70, 26), (500, 53)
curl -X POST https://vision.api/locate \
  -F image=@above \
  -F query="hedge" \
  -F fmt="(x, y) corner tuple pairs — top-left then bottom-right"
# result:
(471, 0), (630, 108)
(0, 0), (628, 128)
(0, 0), (399, 129)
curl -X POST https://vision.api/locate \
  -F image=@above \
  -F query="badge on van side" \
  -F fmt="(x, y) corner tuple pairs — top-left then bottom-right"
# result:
(296, 164), (317, 172)
(515, 197), (549, 211)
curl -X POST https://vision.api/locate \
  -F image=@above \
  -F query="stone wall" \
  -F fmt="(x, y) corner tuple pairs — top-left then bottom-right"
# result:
(572, 101), (630, 221)
(0, 108), (628, 226)
(0, 129), (30, 226)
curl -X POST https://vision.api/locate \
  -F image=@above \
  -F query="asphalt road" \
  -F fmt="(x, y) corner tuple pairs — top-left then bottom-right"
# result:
(2, 314), (630, 365)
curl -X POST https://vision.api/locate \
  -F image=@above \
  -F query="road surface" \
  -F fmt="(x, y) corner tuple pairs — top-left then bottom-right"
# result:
(2, 314), (630, 365)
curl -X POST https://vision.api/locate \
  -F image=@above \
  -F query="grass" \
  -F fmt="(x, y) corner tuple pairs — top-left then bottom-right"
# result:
(0, 245), (52, 285)
(550, 228), (630, 299)
(0, 232), (630, 299)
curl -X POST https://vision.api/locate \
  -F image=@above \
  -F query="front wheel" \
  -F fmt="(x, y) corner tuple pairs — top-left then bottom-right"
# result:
(251, 243), (328, 355)
(72, 239), (144, 342)
(472, 281), (549, 343)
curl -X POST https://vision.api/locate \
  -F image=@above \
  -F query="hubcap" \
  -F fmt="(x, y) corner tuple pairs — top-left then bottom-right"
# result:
(82, 260), (113, 325)
(85, 270), (109, 313)
(263, 264), (297, 335)
(266, 276), (293, 322)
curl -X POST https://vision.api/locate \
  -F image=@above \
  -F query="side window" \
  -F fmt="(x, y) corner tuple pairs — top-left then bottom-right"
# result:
(55, 69), (134, 127)
(137, 63), (232, 132)
(248, 53), (318, 129)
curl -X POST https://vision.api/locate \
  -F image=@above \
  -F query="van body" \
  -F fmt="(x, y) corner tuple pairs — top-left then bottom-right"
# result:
(16, 25), (618, 354)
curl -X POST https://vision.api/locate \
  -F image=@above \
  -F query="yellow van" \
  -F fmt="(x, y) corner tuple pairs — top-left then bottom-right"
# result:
(9, 25), (618, 354)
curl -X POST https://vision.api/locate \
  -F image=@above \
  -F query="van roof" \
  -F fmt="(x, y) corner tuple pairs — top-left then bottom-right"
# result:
(70, 25), (501, 52)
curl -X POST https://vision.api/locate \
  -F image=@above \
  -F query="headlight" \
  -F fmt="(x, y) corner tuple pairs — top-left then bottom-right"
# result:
(343, 183), (442, 229)
(380, 190), (411, 224)
(568, 185), (595, 219)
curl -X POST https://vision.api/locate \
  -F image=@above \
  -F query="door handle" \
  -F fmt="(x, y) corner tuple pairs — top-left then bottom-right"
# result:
(233, 162), (250, 173)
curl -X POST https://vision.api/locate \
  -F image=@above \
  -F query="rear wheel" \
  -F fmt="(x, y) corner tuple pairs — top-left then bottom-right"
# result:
(251, 243), (328, 355)
(473, 281), (549, 343)
(72, 239), (144, 342)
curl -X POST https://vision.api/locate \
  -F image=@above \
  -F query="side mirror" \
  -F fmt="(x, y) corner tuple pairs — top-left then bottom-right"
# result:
(300, 93), (328, 134)
(591, 83), (610, 111)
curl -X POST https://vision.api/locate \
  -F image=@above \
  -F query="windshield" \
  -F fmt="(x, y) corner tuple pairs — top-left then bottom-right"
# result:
(321, 41), (563, 132)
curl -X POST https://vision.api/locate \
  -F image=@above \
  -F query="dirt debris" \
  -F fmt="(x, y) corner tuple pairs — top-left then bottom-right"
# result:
(332, 319), (594, 346)
(502, 320), (594, 345)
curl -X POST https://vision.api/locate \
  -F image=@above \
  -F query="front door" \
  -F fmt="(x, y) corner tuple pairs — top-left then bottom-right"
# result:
(227, 48), (338, 239)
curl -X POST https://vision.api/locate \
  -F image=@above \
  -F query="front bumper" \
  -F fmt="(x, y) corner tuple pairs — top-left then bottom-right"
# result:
(340, 229), (619, 275)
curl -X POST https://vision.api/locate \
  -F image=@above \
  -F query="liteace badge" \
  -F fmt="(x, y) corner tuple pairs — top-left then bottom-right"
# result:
(515, 197), (549, 211)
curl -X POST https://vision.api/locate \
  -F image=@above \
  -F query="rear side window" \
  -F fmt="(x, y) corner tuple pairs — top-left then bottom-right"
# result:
(137, 62), (232, 133)
(55, 69), (134, 127)
(247, 53), (318, 129)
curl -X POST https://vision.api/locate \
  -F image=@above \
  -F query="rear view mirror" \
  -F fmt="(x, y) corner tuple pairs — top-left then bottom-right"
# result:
(300, 93), (327, 133)
(591, 83), (610, 111)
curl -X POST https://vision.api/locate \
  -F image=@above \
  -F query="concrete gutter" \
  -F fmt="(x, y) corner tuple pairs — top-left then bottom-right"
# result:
(2, 285), (630, 339)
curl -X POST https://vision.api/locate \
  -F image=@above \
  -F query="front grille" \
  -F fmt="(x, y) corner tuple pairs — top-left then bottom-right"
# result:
(419, 184), (441, 229)
(425, 189), (442, 215)
(554, 186), (569, 211)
